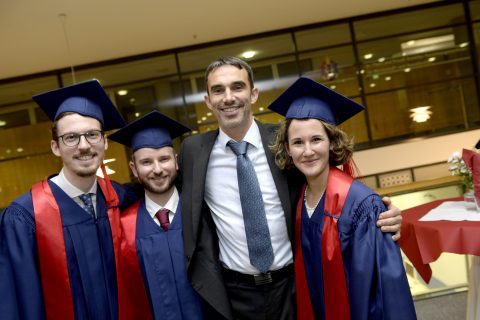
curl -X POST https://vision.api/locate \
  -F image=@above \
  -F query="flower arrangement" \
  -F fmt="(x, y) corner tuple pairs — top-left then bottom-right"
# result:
(448, 151), (473, 192)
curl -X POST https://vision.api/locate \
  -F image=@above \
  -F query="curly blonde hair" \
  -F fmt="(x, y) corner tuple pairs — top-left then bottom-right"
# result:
(269, 119), (354, 170)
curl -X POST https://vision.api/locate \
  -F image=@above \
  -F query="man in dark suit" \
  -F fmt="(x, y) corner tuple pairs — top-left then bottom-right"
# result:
(179, 57), (402, 319)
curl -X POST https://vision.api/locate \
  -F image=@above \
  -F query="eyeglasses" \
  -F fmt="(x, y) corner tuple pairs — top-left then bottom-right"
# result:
(57, 130), (104, 147)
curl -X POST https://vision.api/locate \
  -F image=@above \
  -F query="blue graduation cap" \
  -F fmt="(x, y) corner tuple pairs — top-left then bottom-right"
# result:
(108, 110), (191, 152)
(32, 79), (125, 131)
(268, 77), (364, 125)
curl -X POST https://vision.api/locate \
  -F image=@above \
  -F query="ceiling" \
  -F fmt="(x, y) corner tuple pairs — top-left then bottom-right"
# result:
(1, 0), (439, 81)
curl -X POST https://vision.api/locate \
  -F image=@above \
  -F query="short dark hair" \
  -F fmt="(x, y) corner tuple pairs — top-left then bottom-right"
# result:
(51, 112), (103, 140)
(204, 56), (255, 93)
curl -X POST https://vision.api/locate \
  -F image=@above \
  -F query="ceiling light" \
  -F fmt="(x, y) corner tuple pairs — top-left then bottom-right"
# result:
(207, 112), (212, 116)
(369, 83), (376, 88)
(428, 57), (436, 62)
(378, 57), (386, 63)
(459, 42), (469, 48)
(404, 67), (411, 73)
(202, 116), (207, 121)
(117, 89), (128, 96)
(360, 69), (365, 74)
(241, 51), (256, 59)
(0, 120), (6, 127)
(385, 76), (392, 81)
(401, 34), (454, 56)
(16, 148), (24, 152)
(363, 53), (373, 60)
(330, 85), (337, 90)
(410, 106), (432, 123)
(197, 120), (202, 124)
(135, 112), (140, 117)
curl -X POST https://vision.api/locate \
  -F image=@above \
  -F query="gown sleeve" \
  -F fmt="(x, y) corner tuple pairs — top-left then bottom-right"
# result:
(0, 201), (46, 320)
(341, 194), (416, 320)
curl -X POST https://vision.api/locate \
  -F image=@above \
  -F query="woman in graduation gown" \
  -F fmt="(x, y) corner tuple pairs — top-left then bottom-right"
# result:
(269, 77), (416, 320)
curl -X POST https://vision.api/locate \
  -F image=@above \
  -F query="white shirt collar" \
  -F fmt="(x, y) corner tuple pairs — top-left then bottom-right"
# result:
(217, 120), (262, 151)
(145, 187), (179, 219)
(50, 168), (97, 198)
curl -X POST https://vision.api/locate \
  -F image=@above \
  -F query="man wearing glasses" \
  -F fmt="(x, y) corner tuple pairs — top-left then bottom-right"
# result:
(0, 80), (135, 319)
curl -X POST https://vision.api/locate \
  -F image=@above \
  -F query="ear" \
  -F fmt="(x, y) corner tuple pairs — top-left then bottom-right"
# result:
(104, 134), (108, 151)
(174, 154), (179, 171)
(285, 142), (291, 156)
(51, 140), (61, 157)
(129, 160), (138, 178)
(250, 87), (259, 104)
(204, 94), (213, 111)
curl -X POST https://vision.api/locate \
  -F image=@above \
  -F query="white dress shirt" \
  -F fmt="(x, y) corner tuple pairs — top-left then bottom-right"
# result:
(204, 121), (293, 274)
(50, 168), (97, 215)
(145, 187), (179, 225)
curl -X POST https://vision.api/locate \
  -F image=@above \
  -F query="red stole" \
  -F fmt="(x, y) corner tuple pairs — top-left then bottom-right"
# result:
(31, 166), (146, 319)
(117, 200), (153, 319)
(294, 167), (353, 320)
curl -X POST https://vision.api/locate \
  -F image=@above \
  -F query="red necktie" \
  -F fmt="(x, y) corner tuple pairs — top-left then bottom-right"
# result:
(155, 208), (170, 231)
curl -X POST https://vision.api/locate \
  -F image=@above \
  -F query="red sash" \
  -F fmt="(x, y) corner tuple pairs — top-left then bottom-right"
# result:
(116, 201), (153, 319)
(31, 165), (143, 319)
(294, 167), (353, 320)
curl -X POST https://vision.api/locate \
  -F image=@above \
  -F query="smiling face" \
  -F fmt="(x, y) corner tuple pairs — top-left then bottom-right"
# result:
(130, 146), (178, 201)
(51, 113), (107, 183)
(286, 119), (331, 182)
(204, 65), (259, 140)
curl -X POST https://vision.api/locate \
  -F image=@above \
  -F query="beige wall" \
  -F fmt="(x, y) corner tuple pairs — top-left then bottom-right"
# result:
(354, 129), (480, 176)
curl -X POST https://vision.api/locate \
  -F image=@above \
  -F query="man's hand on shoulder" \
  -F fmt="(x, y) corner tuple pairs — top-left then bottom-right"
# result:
(377, 196), (402, 241)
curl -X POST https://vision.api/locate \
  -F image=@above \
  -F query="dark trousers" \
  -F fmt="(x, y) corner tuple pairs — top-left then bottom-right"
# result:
(222, 269), (296, 320)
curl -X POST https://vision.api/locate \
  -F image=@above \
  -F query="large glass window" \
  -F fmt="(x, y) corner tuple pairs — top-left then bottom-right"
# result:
(295, 23), (351, 50)
(354, 4), (465, 41)
(365, 79), (478, 141)
(358, 27), (472, 94)
(61, 55), (178, 87)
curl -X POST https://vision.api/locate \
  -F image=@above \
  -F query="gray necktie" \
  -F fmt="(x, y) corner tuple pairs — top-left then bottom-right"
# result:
(79, 193), (95, 218)
(228, 140), (274, 273)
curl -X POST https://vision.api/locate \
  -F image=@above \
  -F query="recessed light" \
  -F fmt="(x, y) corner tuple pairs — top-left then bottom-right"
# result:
(369, 83), (376, 88)
(241, 51), (256, 59)
(428, 57), (436, 62)
(363, 53), (373, 60)
(378, 57), (386, 63)
(134, 112), (140, 117)
(0, 120), (6, 127)
(117, 90), (128, 96)
(459, 42), (469, 48)
(385, 76), (392, 81)
(404, 68), (411, 73)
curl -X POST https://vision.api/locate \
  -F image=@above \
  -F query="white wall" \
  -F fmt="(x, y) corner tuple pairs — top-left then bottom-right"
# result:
(353, 129), (480, 176)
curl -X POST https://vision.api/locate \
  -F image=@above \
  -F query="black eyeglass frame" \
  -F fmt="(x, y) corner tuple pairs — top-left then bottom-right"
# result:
(57, 130), (105, 147)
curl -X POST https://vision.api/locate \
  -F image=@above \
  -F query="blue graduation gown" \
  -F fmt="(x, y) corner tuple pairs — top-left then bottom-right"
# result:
(0, 180), (127, 320)
(301, 180), (416, 320)
(135, 200), (203, 320)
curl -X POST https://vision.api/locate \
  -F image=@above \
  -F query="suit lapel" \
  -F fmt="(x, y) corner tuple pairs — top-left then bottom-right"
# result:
(257, 121), (293, 242)
(190, 130), (218, 242)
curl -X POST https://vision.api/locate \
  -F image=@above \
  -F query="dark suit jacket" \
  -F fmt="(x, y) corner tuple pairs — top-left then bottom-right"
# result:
(179, 121), (295, 319)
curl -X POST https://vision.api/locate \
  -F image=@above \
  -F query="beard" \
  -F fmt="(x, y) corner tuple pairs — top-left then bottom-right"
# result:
(75, 167), (98, 177)
(138, 174), (176, 195)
